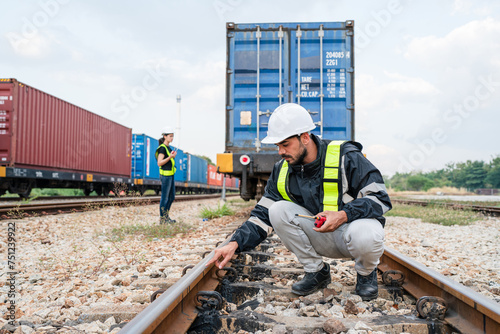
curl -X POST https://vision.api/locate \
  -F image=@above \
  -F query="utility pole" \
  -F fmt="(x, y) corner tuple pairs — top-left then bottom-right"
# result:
(176, 95), (181, 148)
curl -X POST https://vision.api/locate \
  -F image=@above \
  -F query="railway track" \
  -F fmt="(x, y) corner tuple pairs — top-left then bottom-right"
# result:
(0, 194), (235, 220)
(0, 194), (161, 202)
(119, 223), (500, 334)
(392, 199), (500, 216)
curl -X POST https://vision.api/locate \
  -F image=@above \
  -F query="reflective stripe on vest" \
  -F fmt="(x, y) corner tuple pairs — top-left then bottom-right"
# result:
(322, 140), (345, 211)
(276, 140), (346, 211)
(277, 161), (291, 201)
(156, 144), (176, 176)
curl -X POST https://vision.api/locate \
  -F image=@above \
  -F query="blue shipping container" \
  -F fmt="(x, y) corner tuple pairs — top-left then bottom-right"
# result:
(132, 134), (188, 183)
(226, 21), (355, 153)
(173, 146), (188, 183)
(187, 154), (207, 185)
(131, 134), (160, 180)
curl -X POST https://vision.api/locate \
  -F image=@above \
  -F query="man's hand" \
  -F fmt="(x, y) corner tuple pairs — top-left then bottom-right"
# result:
(206, 241), (239, 269)
(313, 210), (348, 233)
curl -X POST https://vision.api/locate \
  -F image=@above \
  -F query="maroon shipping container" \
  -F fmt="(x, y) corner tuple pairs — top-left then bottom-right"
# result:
(0, 79), (131, 177)
(207, 164), (223, 187)
(225, 175), (234, 188)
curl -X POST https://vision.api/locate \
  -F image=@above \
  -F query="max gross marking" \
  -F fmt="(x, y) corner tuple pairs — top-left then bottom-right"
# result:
(7, 221), (17, 325)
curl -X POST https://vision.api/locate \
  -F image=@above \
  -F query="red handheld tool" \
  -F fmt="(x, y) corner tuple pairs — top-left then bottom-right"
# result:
(295, 214), (327, 228)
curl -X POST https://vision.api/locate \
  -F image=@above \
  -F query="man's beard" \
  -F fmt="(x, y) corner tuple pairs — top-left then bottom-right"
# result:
(282, 142), (308, 165)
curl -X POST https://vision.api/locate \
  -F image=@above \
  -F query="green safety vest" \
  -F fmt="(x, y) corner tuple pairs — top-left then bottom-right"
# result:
(155, 144), (176, 176)
(277, 140), (346, 212)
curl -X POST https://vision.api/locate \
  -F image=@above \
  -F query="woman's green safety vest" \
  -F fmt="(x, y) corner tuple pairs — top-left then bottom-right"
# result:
(277, 140), (345, 211)
(155, 144), (176, 176)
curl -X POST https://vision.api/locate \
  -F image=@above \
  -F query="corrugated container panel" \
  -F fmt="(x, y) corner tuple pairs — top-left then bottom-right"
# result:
(172, 146), (188, 183)
(131, 134), (160, 180)
(226, 21), (355, 153)
(207, 164), (223, 186)
(0, 79), (131, 177)
(187, 153), (207, 184)
(225, 176), (234, 188)
(132, 135), (188, 182)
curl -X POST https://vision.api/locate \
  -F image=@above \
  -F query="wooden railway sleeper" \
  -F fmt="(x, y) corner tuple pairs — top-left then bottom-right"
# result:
(216, 267), (239, 304)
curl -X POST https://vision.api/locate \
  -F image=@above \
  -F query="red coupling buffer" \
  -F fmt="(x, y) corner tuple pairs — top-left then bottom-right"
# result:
(295, 214), (327, 228)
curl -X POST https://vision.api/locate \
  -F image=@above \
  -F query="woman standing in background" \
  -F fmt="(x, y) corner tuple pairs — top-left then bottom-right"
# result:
(155, 127), (177, 224)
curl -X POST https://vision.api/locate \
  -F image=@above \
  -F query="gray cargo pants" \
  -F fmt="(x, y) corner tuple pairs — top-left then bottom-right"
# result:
(269, 201), (385, 275)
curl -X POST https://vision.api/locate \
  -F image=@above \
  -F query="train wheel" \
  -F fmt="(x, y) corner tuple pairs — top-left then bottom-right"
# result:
(18, 188), (32, 199)
(255, 179), (265, 202)
(102, 186), (113, 197)
(10, 180), (33, 199)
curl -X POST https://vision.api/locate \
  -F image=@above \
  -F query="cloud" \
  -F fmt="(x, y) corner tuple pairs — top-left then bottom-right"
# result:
(363, 144), (401, 176)
(356, 72), (440, 139)
(398, 17), (500, 141)
(404, 17), (500, 74)
(4, 31), (51, 58)
(357, 71), (439, 111)
(451, 0), (500, 16)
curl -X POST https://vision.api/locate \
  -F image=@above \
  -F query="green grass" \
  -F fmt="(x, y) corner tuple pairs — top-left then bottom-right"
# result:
(227, 198), (256, 208)
(199, 203), (235, 219)
(386, 203), (484, 225)
(1, 188), (85, 198)
(427, 199), (500, 207)
(390, 195), (500, 208)
(108, 222), (192, 241)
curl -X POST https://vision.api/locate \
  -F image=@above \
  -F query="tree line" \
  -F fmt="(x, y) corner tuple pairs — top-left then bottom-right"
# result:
(385, 156), (500, 192)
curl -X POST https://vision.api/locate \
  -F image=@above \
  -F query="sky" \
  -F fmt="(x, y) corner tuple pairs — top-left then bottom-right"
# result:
(1, 0), (499, 176)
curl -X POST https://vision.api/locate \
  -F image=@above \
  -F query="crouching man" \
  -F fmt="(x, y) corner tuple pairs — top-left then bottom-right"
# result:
(207, 103), (391, 301)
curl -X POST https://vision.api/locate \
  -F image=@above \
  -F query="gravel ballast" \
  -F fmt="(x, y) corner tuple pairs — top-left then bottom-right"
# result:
(0, 198), (498, 333)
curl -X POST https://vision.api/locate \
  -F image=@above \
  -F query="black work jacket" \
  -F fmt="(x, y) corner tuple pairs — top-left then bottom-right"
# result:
(230, 135), (392, 252)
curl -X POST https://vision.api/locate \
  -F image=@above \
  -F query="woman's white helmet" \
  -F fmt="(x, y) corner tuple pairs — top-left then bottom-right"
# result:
(161, 127), (175, 135)
(261, 103), (315, 144)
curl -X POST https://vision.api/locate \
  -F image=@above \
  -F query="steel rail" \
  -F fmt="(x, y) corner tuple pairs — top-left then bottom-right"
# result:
(0, 194), (237, 219)
(119, 240), (231, 334)
(119, 238), (500, 333)
(379, 247), (500, 334)
(392, 199), (500, 216)
(0, 194), (166, 202)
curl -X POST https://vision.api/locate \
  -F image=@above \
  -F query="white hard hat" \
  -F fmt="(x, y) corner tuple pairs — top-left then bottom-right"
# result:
(161, 127), (174, 135)
(261, 103), (315, 144)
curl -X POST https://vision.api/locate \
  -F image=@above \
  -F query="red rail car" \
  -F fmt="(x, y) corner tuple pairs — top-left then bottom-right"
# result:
(0, 79), (132, 197)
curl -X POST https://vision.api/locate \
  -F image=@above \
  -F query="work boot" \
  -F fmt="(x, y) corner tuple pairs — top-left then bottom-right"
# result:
(160, 216), (176, 224)
(355, 268), (378, 301)
(291, 262), (331, 296)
